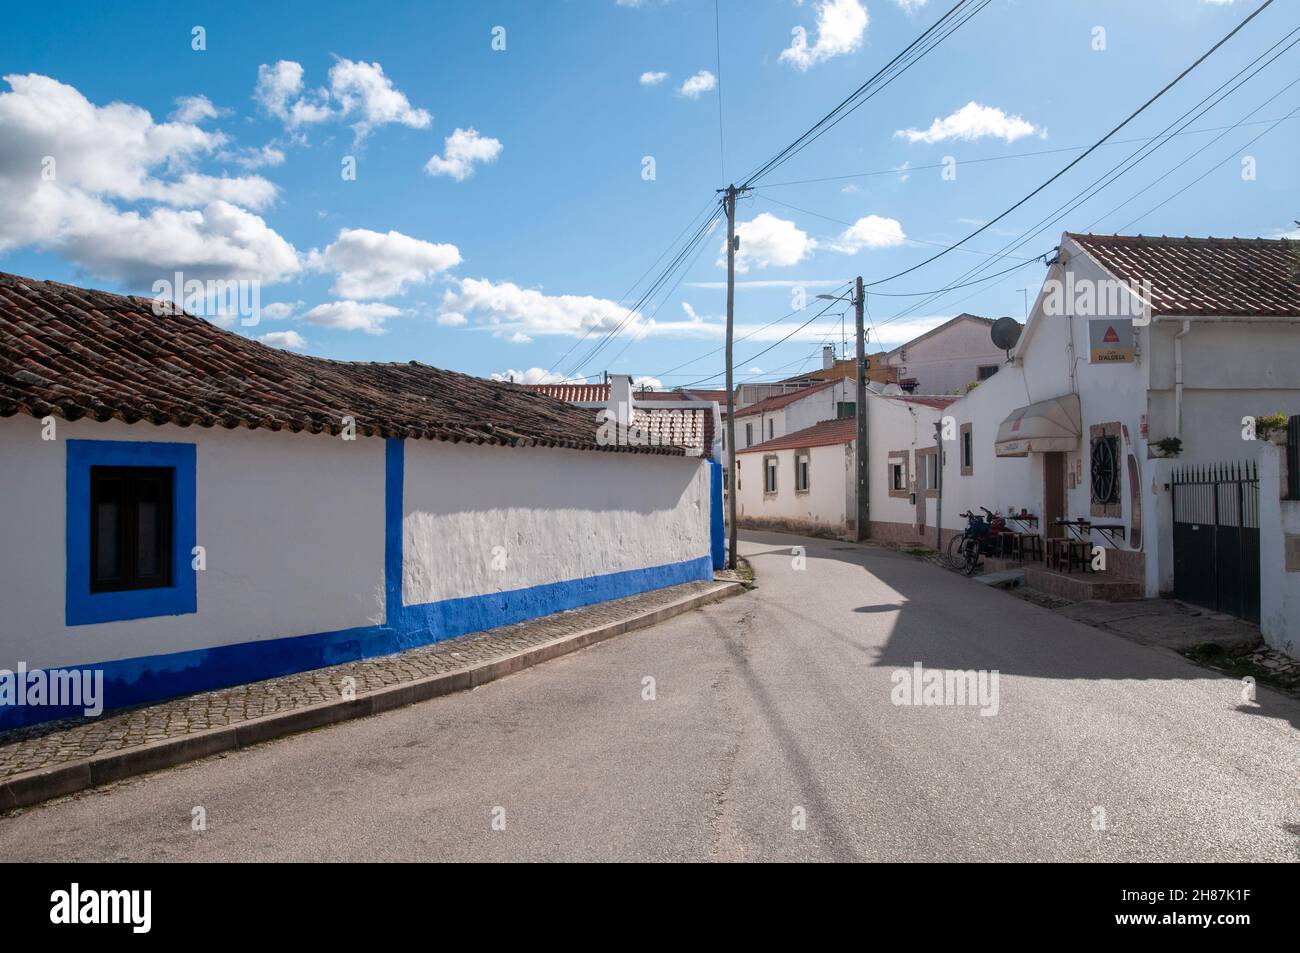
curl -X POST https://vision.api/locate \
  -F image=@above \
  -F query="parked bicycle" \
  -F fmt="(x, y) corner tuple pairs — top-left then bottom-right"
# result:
(946, 507), (1009, 576)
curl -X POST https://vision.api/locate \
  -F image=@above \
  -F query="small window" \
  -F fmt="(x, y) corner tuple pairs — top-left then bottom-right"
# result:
(795, 453), (810, 492)
(890, 463), (905, 491)
(767, 419), (774, 441)
(837, 401), (856, 419)
(960, 422), (973, 476)
(764, 457), (778, 493)
(90, 467), (174, 592)
(745, 422), (753, 447)
(977, 365), (999, 381)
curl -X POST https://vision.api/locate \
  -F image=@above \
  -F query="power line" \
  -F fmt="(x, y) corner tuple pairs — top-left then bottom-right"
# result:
(863, 0), (1278, 289)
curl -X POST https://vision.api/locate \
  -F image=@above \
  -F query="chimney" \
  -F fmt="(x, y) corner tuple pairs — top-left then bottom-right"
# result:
(822, 345), (835, 370)
(609, 374), (635, 426)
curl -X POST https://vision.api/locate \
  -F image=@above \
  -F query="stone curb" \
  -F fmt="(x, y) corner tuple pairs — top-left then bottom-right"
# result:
(0, 581), (744, 811)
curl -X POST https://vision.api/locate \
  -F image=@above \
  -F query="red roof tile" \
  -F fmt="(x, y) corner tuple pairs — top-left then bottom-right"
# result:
(1068, 233), (1300, 318)
(0, 272), (683, 455)
(733, 377), (845, 419)
(737, 416), (856, 454)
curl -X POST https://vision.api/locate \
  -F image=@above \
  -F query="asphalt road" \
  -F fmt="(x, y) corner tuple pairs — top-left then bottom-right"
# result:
(2, 531), (1297, 861)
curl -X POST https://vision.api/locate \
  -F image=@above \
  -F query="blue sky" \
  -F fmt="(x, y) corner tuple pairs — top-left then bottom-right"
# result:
(1, 0), (1296, 389)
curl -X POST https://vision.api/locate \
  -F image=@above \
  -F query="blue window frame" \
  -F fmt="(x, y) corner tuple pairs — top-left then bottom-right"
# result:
(66, 440), (197, 626)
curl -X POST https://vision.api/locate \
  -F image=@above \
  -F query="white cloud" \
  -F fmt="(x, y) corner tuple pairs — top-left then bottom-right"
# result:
(490, 367), (567, 385)
(254, 58), (430, 142)
(780, 0), (868, 71)
(257, 330), (307, 349)
(300, 300), (401, 334)
(828, 215), (907, 253)
(171, 95), (223, 123)
(441, 277), (638, 338)
(328, 58), (431, 142)
(678, 70), (717, 98)
(424, 127), (503, 181)
(261, 300), (302, 321)
(895, 101), (1044, 144)
(0, 73), (298, 286)
(634, 376), (664, 390)
(437, 311), (468, 326)
(640, 71), (669, 86)
(895, 0), (929, 11)
(254, 60), (332, 129)
(309, 228), (461, 299)
(720, 213), (817, 273)
(507, 331), (533, 344)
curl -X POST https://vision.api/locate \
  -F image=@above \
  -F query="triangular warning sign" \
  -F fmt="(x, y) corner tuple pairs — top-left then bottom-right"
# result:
(1102, 325), (1120, 343)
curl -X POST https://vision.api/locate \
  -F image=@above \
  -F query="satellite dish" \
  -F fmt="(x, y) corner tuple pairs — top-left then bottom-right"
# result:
(990, 317), (1022, 359)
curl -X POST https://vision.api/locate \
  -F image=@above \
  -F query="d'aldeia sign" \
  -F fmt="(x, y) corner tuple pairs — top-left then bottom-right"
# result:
(1088, 318), (1136, 364)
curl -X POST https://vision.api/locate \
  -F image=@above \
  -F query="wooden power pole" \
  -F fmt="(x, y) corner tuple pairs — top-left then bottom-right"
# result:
(855, 275), (869, 542)
(724, 185), (739, 569)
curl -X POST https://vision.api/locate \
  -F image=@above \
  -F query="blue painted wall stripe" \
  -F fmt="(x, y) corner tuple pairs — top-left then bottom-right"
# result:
(5, 435), (712, 731)
(709, 459), (726, 571)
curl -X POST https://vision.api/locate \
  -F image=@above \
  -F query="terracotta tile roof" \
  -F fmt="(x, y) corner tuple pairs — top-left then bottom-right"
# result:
(733, 377), (844, 419)
(737, 416), (856, 454)
(0, 272), (683, 455)
(630, 407), (707, 456)
(1067, 233), (1300, 318)
(521, 382), (719, 457)
(685, 388), (728, 404)
(888, 394), (958, 410)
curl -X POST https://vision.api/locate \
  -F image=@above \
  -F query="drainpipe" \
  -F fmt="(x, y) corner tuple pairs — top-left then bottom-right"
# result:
(1174, 320), (1191, 438)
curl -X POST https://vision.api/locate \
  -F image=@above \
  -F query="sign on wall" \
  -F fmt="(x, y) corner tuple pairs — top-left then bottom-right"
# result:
(1088, 319), (1135, 364)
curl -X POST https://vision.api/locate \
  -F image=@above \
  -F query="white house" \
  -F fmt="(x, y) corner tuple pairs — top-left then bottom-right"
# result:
(881, 313), (1013, 395)
(927, 233), (1300, 647)
(731, 376), (856, 451)
(0, 272), (724, 729)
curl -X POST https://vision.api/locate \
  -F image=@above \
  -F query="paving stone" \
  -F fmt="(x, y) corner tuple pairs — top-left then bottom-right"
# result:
(0, 580), (720, 781)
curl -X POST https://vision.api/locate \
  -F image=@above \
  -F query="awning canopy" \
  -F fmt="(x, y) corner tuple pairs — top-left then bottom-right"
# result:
(995, 393), (1082, 456)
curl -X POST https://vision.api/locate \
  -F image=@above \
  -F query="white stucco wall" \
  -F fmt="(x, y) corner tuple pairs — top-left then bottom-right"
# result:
(735, 442), (850, 529)
(401, 441), (710, 604)
(1259, 445), (1299, 658)
(0, 417), (386, 671)
(868, 394), (947, 531)
(884, 317), (1007, 396)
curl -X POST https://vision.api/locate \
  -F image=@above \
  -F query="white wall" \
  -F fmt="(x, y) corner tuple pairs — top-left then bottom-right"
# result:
(402, 441), (710, 604)
(0, 417), (386, 671)
(784, 379), (855, 434)
(868, 394), (946, 531)
(1259, 445), (1299, 658)
(735, 442), (850, 529)
(884, 317), (1006, 395)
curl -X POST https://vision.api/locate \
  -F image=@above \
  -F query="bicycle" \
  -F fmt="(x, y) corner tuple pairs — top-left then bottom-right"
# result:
(946, 507), (1008, 576)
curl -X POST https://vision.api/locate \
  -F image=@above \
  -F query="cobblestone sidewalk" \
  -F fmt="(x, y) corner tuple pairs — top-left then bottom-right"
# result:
(0, 580), (725, 784)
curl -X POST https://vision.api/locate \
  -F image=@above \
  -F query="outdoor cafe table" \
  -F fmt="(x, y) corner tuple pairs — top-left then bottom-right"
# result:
(1053, 518), (1127, 547)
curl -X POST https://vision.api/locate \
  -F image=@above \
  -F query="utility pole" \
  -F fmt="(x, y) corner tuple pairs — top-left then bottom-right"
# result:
(854, 276), (869, 542)
(724, 185), (739, 569)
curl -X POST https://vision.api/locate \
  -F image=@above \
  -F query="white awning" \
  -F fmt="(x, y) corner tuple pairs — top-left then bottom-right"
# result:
(995, 393), (1082, 456)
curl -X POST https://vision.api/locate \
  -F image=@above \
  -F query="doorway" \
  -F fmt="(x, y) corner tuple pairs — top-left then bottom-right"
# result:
(1043, 451), (1067, 538)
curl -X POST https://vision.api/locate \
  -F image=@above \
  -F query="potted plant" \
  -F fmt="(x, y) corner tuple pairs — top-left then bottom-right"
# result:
(1254, 412), (1289, 445)
(1152, 436), (1182, 458)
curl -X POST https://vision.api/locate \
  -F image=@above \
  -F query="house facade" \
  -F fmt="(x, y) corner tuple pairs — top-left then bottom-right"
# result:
(0, 273), (723, 729)
(881, 313), (1013, 395)
(927, 233), (1300, 645)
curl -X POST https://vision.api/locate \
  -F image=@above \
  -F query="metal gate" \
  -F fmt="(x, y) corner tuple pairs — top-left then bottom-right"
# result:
(1171, 461), (1259, 622)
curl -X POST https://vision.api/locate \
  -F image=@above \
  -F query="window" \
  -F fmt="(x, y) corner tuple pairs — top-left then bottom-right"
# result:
(959, 422), (973, 476)
(745, 422), (753, 447)
(764, 456), (778, 494)
(836, 401), (856, 420)
(887, 452), (910, 499)
(977, 365), (1000, 381)
(1090, 434), (1121, 506)
(890, 463), (905, 491)
(767, 419), (774, 441)
(795, 452), (810, 492)
(90, 467), (173, 592)
(66, 440), (196, 626)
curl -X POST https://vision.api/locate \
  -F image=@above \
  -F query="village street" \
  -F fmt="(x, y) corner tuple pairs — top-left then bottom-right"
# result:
(1, 530), (1295, 863)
